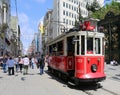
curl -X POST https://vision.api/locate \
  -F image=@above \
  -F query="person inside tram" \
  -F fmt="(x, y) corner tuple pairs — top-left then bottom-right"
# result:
(87, 47), (93, 54)
(87, 38), (93, 54)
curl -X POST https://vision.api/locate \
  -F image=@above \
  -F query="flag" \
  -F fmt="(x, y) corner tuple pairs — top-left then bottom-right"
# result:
(38, 22), (44, 34)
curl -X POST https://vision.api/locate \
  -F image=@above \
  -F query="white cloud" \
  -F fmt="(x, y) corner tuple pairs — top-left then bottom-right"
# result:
(18, 13), (35, 50)
(19, 13), (29, 25)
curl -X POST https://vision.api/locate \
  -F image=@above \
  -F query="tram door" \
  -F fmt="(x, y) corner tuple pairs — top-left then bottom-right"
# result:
(67, 36), (75, 76)
(67, 36), (75, 56)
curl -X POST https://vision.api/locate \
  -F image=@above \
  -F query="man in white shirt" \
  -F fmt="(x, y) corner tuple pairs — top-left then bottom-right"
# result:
(23, 55), (29, 75)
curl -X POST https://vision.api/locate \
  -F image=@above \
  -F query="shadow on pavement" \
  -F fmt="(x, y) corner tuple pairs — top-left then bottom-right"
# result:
(45, 70), (102, 91)
(0, 76), (3, 79)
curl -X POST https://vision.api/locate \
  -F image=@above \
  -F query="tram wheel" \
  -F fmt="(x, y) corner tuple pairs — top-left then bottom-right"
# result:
(58, 72), (61, 78)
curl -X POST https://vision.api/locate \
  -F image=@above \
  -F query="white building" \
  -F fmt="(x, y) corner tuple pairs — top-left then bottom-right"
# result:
(43, 10), (53, 54)
(52, 0), (103, 38)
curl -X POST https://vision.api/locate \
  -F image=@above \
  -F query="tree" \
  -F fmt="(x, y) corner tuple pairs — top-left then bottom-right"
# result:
(91, 1), (120, 19)
(74, 4), (84, 29)
(86, 0), (100, 18)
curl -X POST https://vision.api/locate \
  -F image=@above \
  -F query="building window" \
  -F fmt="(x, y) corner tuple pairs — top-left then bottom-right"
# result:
(69, 4), (71, 9)
(63, 2), (65, 7)
(69, 12), (71, 17)
(66, 3), (68, 8)
(63, 10), (65, 15)
(72, 5), (73, 10)
(74, 0), (76, 4)
(72, 13), (73, 18)
(69, 20), (71, 25)
(63, 18), (65, 23)
(74, 7), (76, 11)
(66, 11), (68, 16)
(66, 19), (68, 24)
(72, 21), (74, 25)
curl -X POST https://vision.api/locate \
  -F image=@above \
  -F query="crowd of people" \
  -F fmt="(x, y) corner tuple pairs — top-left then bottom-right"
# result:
(0, 54), (46, 76)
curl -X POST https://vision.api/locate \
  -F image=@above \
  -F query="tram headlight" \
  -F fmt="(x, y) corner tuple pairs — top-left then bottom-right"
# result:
(91, 64), (97, 72)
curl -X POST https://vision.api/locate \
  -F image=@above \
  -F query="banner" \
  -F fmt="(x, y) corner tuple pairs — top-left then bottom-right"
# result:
(38, 22), (44, 34)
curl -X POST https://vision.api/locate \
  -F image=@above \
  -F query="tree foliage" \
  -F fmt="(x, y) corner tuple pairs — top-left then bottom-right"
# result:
(86, 0), (100, 12)
(91, 1), (120, 19)
(74, 4), (84, 28)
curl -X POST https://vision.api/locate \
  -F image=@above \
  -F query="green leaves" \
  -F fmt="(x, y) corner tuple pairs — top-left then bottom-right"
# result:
(91, 1), (120, 19)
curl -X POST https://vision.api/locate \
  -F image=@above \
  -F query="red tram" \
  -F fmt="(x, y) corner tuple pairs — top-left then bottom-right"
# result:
(46, 23), (106, 85)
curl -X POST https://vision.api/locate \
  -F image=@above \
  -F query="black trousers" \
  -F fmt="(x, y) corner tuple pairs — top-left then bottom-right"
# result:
(8, 67), (14, 75)
(19, 64), (23, 72)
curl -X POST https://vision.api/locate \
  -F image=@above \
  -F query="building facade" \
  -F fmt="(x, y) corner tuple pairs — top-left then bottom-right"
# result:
(27, 32), (41, 56)
(0, 0), (21, 57)
(10, 16), (20, 56)
(0, 0), (11, 56)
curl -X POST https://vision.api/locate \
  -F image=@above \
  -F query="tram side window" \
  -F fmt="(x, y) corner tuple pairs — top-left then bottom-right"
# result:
(49, 46), (52, 55)
(67, 36), (74, 56)
(57, 41), (63, 55)
(77, 36), (79, 55)
(102, 38), (105, 55)
(81, 36), (85, 55)
(87, 37), (93, 53)
(95, 38), (100, 54)
(50, 44), (57, 56)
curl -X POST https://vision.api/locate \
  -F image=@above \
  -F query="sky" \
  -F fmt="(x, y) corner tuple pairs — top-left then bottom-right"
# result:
(11, 0), (53, 52)
(104, 0), (112, 5)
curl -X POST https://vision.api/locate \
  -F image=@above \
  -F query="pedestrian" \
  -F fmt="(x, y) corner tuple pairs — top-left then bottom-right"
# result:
(2, 55), (8, 73)
(31, 56), (35, 69)
(14, 56), (19, 73)
(29, 57), (32, 68)
(6, 57), (15, 75)
(23, 55), (29, 75)
(18, 56), (23, 73)
(39, 54), (45, 75)
(36, 57), (40, 69)
(0, 56), (3, 69)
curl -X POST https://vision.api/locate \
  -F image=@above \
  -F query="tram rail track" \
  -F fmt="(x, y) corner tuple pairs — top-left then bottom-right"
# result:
(82, 87), (119, 95)
(101, 88), (119, 95)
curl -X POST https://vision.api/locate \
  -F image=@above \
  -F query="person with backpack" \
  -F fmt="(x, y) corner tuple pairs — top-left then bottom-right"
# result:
(2, 55), (8, 73)
(39, 55), (45, 75)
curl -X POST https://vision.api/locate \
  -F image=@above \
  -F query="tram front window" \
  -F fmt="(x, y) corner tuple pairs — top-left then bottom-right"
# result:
(95, 38), (100, 54)
(87, 38), (93, 54)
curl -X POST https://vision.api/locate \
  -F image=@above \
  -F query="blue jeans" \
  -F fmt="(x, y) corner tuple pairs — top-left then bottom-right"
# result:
(15, 64), (19, 72)
(3, 63), (7, 73)
(31, 62), (34, 69)
(40, 68), (44, 75)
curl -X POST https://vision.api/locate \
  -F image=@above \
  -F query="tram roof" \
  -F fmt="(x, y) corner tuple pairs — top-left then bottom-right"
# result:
(47, 31), (104, 45)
